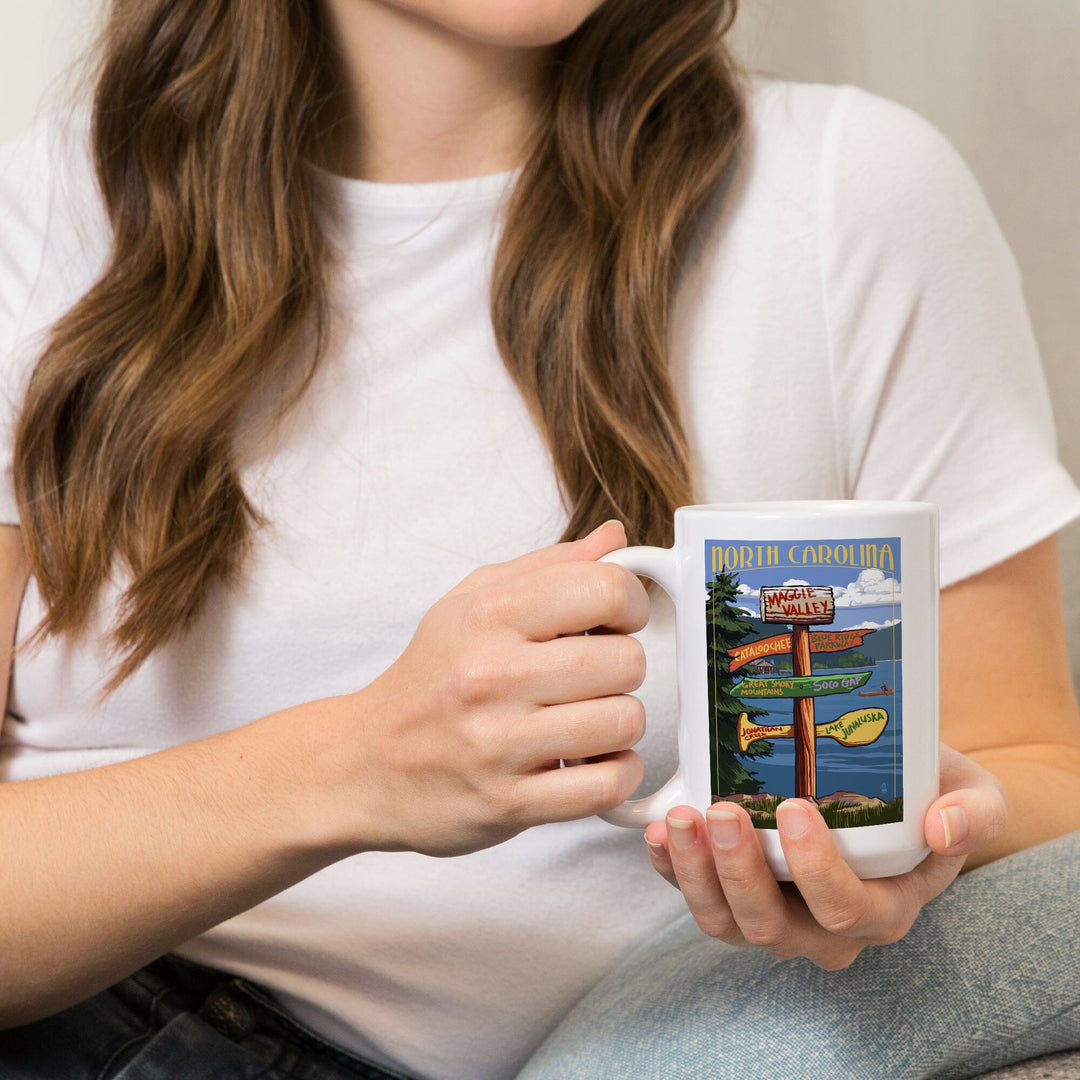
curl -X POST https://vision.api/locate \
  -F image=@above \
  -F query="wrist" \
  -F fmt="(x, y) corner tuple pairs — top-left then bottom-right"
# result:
(249, 689), (386, 860)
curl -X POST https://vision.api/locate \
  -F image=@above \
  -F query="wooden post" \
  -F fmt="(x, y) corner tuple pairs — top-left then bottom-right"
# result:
(759, 586), (835, 803)
(791, 623), (816, 800)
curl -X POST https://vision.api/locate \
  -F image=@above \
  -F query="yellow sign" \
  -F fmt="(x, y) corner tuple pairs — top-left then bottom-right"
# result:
(737, 708), (889, 752)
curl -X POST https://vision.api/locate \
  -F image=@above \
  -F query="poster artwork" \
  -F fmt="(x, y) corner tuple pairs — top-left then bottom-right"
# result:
(705, 538), (904, 830)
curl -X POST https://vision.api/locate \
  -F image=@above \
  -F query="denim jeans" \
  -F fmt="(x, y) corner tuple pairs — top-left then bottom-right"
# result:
(516, 829), (1080, 1080)
(0, 953), (414, 1080)
(2, 832), (1078, 1080)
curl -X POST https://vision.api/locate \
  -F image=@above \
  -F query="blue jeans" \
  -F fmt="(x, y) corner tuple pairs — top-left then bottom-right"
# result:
(1, 833), (1077, 1080)
(0, 953), (414, 1079)
(517, 829), (1080, 1080)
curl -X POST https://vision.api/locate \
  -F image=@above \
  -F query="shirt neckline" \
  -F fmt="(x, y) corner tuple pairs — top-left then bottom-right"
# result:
(307, 160), (520, 211)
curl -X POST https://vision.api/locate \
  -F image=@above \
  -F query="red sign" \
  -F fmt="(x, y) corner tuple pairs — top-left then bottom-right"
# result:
(727, 628), (877, 672)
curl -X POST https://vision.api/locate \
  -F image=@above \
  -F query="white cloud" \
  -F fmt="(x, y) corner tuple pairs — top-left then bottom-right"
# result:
(736, 583), (757, 597)
(782, 578), (810, 587)
(834, 568), (901, 608)
(844, 617), (900, 630)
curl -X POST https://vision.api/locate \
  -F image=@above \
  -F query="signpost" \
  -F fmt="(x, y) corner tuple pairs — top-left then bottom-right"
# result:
(761, 586), (832, 798)
(730, 585), (888, 800)
(727, 628), (876, 673)
(759, 585), (835, 624)
(734, 671), (872, 698)
(737, 708), (889, 753)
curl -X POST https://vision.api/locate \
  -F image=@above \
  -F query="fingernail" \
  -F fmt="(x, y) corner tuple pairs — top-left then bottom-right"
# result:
(667, 816), (696, 850)
(777, 799), (811, 839)
(590, 519), (624, 536)
(706, 807), (741, 850)
(645, 837), (666, 855)
(940, 805), (968, 849)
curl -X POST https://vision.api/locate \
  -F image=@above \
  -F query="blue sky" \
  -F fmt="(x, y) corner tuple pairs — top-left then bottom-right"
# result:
(734, 567), (902, 631)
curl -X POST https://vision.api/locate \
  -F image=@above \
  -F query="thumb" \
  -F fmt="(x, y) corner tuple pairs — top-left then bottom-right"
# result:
(568, 519), (629, 562)
(456, 520), (628, 593)
(925, 746), (1008, 858)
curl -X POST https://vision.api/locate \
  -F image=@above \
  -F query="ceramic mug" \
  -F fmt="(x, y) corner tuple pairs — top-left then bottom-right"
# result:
(600, 501), (939, 879)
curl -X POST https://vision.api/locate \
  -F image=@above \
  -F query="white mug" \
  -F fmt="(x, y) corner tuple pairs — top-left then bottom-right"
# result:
(601, 501), (939, 880)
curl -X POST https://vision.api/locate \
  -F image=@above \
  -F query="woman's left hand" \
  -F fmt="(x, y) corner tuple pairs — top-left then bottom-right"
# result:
(644, 743), (1007, 969)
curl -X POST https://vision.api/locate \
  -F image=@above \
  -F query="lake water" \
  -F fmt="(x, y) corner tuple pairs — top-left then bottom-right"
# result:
(737, 659), (904, 801)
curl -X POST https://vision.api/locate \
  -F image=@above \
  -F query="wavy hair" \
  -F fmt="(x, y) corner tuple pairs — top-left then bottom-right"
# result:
(13, 0), (744, 689)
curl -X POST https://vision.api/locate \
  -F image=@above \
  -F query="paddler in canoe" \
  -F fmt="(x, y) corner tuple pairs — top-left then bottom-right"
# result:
(858, 681), (893, 697)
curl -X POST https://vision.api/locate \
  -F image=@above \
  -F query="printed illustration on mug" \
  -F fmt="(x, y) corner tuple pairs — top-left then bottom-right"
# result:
(704, 538), (904, 830)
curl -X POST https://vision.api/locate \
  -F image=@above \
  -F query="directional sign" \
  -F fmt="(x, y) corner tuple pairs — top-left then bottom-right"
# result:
(738, 708), (889, 752)
(727, 628), (877, 673)
(734, 670), (873, 699)
(760, 585), (834, 625)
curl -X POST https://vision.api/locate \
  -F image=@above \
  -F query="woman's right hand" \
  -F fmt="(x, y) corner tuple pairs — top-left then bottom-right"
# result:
(0, 521), (648, 1024)
(314, 520), (651, 857)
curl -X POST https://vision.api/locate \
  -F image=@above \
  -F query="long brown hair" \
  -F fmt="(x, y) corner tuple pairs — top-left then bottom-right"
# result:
(13, 0), (744, 689)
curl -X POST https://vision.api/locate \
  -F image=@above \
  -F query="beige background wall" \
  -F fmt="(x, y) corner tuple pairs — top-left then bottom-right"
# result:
(3, 0), (1079, 679)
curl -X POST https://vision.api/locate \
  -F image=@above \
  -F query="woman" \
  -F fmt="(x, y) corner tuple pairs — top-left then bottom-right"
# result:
(0, 1), (1078, 1078)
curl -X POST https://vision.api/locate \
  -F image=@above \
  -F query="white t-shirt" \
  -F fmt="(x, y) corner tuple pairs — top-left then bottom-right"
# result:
(1, 79), (1078, 1080)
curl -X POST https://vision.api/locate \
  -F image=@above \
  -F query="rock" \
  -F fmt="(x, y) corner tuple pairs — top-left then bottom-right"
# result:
(720, 792), (776, 806)
(817, 790), (875, 807)
(817, 791), (887, 812)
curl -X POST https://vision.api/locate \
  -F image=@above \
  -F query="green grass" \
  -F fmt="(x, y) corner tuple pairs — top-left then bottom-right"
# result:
(716, 794), (904, 830)
(817, 797), (904, 829)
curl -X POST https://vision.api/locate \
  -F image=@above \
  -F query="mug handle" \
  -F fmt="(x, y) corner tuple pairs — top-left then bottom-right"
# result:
(597, 545), (688, 828)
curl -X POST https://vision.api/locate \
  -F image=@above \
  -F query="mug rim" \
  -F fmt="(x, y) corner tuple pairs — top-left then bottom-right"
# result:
(676, 500), (936, 516)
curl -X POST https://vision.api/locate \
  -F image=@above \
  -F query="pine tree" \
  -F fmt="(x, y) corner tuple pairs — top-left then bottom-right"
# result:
(705, 573), (772, 796)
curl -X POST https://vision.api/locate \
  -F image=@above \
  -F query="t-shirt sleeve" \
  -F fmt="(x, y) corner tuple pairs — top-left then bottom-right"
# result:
(821, 86), (1080, 587)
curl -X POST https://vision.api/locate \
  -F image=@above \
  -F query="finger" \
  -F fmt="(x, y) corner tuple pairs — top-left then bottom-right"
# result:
(776, 799), (910, 943)
(924, 790), (1006, 855)
(460, 560), (650, 642)
(526, 561), (652, 639)
(870, 745), (1006, 911)
(455, 521), (628, 593)
(443, 633), (643, 717)
(526, 695), (645, 764)
(517, 749), (644, 824)
(704, 804), (795, 953)
(644, 822), (679, 889)
(938, 742), (1008, 801)
(664, 809), (740, 940)
(927, 745), (1008, 859)
(531, 633), (646, 704)
(891, 850), (965, 916)
(926, 791), (1006, 860)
